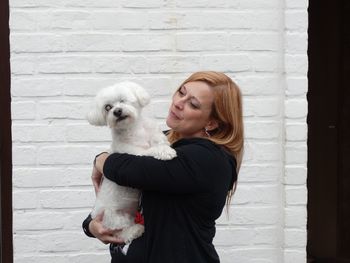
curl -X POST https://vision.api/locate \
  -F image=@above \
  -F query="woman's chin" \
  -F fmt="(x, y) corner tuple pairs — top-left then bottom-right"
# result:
(166, 117), (173, 129)
(166, 118), (181, 131)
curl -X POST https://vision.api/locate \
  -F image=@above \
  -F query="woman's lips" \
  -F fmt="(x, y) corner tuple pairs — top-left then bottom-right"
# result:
(170, 109), (181, 120)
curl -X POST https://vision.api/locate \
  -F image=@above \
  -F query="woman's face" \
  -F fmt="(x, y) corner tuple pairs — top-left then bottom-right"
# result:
(166, 81), (217, 138)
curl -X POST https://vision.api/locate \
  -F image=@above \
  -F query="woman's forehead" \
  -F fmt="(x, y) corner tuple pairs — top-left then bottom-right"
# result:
(183, 81), (214, 104)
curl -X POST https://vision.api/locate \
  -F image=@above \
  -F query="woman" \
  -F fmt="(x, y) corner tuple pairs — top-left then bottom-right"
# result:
(82, 71), (244, 263)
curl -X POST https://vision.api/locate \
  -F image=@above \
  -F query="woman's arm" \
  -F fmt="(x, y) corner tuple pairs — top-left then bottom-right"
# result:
(96, 140), (234, 194)
(87, 153), (125, 244)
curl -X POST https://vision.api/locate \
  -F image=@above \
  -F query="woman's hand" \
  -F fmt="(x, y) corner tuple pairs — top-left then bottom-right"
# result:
(89, 213), (125, 244)
(91, 152), (109, 194)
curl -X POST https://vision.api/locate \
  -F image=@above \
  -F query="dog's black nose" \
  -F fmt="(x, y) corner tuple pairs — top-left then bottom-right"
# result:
(113, 108), (123, 118)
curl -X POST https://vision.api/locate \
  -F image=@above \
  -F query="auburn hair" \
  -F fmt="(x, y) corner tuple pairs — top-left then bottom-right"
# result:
(167, 71), (244, 207)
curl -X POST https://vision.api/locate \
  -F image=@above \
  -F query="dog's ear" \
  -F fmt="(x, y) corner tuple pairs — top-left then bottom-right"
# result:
(86, 103), (107, 126)
(131, 83), (150, 107)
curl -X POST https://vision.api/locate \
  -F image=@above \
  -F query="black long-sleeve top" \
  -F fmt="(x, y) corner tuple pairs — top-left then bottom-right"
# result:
(102, 137), (237, 263)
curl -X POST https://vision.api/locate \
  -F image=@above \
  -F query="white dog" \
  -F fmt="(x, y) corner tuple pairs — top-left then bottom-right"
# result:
(87, 81), (176, 244)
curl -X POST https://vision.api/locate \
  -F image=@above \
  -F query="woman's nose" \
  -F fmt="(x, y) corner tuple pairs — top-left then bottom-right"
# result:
(174, 97), (185, 109)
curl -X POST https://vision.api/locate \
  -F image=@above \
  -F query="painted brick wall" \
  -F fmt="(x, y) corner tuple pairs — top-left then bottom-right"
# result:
(10, 0), (308, 262)
(283, 0), (308, 262)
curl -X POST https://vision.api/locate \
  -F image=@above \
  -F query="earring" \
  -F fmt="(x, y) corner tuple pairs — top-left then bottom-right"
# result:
(204, 128), (211, 137)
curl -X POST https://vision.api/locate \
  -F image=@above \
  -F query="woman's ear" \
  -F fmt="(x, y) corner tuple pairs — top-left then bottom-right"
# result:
(205, 119), (219, 132)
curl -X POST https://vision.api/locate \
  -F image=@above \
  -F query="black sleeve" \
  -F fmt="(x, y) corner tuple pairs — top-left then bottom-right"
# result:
(103, 140), (234, 194)
(82, 214), (95, 238)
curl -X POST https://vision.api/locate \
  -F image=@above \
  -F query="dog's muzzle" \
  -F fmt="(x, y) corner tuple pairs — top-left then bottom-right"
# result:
(113, 108), (128, 122)
(114, 108), (122, 118)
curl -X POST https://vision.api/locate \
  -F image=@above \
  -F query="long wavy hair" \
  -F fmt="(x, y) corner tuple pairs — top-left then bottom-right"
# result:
(167, 71), (244, 207)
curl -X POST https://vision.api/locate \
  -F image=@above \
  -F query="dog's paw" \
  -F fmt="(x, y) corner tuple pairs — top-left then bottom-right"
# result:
(163, 147), (177, 160)
(146, 145), (177, 160)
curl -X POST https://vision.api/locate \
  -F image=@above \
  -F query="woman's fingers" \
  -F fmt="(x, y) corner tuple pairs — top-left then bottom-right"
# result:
(90, 214), (125, 244)
(91, 153), (109, 194)
(100, 229), (124, 244)
(94, 152), (109, 173)
(91, 166), (103, 194)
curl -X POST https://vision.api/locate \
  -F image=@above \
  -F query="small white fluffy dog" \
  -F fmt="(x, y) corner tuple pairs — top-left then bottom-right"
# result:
(87, 81), (176, 244)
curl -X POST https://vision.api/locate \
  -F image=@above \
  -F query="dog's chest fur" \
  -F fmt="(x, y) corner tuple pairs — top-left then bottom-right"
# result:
(110, 121), (155, 154)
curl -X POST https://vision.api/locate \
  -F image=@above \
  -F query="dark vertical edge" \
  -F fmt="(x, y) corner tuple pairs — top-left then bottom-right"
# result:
(0, 0), (13, 260)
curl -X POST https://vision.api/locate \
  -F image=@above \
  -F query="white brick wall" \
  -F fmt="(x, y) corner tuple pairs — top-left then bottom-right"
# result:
(10, 0), (308, 262)
(283, 0), (308, 262)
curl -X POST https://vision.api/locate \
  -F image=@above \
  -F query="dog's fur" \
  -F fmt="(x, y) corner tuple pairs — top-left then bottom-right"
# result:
(87, 81), (176, 244)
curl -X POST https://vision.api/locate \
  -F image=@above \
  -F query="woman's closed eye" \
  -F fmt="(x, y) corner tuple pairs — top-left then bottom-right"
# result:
(189, 100), (200, 109)
(177, 86), (201, 109)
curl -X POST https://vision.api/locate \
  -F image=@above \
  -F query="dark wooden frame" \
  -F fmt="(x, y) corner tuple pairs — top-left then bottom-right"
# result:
(0, 0), (13, 261)
(308, 0), (350, 261)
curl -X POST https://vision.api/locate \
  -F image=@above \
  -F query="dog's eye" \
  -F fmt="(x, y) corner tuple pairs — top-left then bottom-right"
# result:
(120, 99), (125, 103)
(105, 104), (112, 112)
